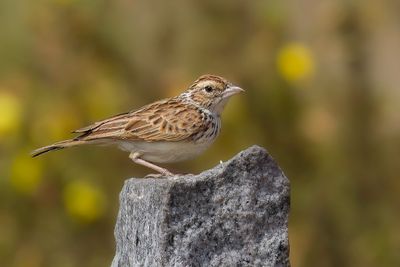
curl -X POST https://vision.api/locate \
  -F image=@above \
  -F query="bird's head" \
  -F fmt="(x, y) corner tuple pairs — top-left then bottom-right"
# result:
(183, 74), (244, 115)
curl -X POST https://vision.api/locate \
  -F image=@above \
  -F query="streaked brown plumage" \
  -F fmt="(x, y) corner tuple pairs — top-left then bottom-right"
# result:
(32, 74), (244, 176)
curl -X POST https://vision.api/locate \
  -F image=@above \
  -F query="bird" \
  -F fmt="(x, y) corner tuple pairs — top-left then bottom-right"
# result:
(31, 74), (244, 176)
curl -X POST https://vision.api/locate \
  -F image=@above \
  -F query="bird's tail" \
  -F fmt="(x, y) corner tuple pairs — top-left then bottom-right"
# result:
(31, 139), (87, 157)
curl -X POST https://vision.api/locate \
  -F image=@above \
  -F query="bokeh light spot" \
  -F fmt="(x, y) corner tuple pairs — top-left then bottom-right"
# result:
(277, 43), (315, 82)
(0, 92), (22, 137)
(63, 180), (106, 224)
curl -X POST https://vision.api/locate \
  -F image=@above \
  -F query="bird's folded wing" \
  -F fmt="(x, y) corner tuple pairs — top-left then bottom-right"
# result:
(72, 112), (130, 133)
(73, 100), (206, 142)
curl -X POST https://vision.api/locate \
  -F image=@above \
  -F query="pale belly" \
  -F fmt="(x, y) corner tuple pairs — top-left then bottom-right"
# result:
(117, 140), (214, 163)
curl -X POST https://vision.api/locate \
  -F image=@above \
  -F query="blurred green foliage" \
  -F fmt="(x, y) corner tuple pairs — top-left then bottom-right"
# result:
(1, 0), (400, 266)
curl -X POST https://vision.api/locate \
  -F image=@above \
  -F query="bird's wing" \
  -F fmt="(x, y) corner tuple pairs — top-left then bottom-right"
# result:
(74, 99), (206, 142)
(72, 112), (130, 133)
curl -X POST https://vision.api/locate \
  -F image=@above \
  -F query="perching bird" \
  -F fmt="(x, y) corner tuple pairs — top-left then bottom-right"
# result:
(32, 74), (244, 176)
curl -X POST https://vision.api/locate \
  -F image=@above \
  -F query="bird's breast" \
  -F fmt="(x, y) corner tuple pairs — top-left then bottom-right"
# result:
(191, 114), (221, 143)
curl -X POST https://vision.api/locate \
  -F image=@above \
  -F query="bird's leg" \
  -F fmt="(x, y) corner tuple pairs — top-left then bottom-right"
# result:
(129, 152), (173, 176)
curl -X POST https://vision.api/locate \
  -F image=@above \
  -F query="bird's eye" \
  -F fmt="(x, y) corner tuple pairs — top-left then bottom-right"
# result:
(204, 85), (213, 93)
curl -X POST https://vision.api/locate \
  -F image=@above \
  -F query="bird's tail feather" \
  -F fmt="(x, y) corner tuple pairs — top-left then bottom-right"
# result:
(31, 139), (87, 157)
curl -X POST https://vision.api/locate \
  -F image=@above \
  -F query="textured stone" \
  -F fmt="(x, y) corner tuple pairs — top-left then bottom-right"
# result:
(111, 145), (290, 267)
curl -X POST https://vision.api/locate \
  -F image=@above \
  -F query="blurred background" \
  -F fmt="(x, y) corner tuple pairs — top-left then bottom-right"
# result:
(1, 0), (399, 266)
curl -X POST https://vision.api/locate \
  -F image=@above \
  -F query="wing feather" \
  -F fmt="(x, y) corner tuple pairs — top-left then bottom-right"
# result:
(72, 98), (205, 142)
(72, 112), (130, 133)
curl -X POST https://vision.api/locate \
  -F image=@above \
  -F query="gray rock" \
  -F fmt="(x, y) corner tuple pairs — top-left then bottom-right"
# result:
(111, 145), (290, 267)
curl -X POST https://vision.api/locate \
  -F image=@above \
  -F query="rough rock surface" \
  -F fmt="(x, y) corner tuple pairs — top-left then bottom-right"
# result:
(111, 145), (290, 267)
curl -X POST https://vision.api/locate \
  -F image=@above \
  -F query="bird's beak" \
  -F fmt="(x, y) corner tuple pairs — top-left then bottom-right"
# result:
(223, 85), (244, 99)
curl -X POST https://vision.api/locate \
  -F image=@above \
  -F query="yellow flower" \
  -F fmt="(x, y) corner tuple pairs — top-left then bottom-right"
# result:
(277, 43), (315, 82)
(63, 180), (106, 224)
(10, 154), (43, 195)
(0, 92), (22, 136)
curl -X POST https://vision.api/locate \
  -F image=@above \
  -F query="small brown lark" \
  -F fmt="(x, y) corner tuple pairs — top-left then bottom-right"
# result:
(32, 75), (244, 176)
